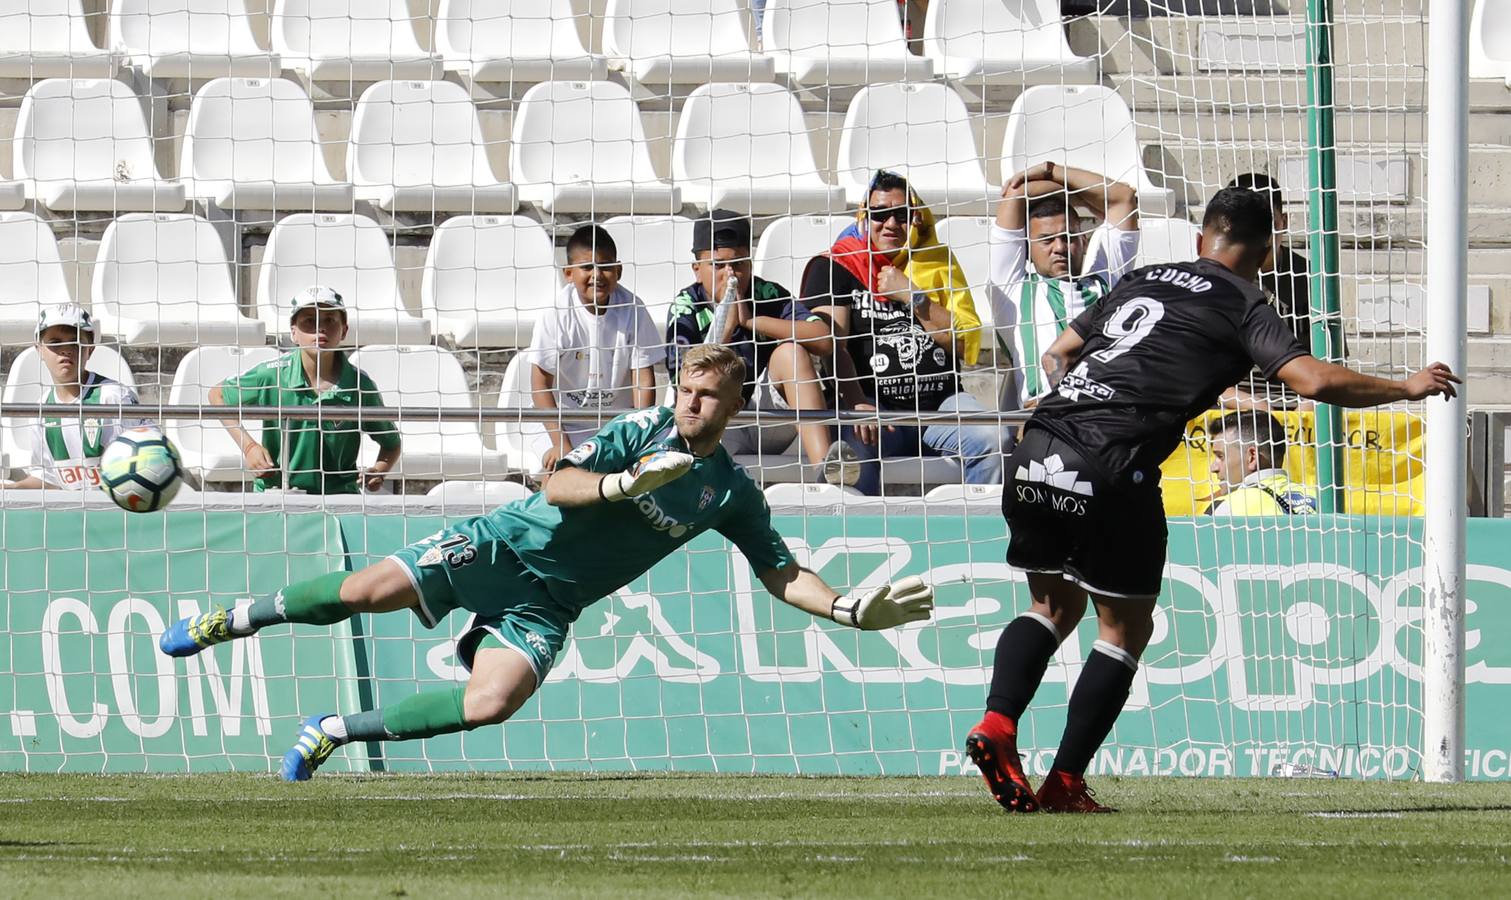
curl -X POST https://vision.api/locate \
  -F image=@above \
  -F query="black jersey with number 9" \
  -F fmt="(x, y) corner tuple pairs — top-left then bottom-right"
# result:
(1030, 258), (1306, 481)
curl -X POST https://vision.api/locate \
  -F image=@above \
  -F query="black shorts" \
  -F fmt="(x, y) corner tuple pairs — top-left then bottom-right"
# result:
(1003, 426), (1168, 599)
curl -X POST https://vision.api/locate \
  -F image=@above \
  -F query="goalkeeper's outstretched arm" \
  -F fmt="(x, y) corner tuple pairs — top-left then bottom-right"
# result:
(759, 563), (935, 631)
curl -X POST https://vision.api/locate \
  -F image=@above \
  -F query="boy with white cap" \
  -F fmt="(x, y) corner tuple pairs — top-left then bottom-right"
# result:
(1, 304), (145, 490)
(210, 286), (401, 493)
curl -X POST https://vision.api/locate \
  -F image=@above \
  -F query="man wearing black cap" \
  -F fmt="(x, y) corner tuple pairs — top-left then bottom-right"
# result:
(666, 209), (856, 485)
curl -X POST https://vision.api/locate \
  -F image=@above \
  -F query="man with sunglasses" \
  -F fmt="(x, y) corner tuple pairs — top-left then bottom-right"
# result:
(989, 162), (1141, 411)
(801, 170), (999, 496)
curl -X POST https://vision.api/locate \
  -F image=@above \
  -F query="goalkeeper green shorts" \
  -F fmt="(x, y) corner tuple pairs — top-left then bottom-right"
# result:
(388, 516), (569, 686)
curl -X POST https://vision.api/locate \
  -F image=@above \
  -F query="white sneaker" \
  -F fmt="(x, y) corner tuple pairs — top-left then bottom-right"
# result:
(821, 442), (860, 487)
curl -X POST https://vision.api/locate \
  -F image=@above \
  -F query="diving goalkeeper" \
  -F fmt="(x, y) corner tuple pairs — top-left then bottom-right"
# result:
(160, 344), (934, 780)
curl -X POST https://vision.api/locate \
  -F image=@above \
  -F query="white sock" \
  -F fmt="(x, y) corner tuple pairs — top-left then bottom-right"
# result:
(319, 715), (348, 742)
(228, 601), (255, 636)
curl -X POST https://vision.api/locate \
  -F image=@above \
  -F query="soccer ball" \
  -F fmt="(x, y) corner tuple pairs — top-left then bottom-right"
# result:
(99, 427), (184, 513)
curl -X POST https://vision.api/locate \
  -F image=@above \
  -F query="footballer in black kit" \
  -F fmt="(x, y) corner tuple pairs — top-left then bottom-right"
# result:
(965, 186), (1461, 814)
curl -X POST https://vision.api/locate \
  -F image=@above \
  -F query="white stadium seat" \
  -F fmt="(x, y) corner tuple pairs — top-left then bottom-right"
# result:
(0, 213), (72, 344)
(600, 215), (697, 329)
(437, 0), (607, 85)
(510, 81), (679, 215)
(256, 213), (432, 346)
(182, 76), (353, 211)
(763, 483), (884, 507)
(762, 0), (932, 87)
(15, 79), (186, 213)
(837, 83), (993, 215)
(495, 354), (547, 476)
(1471, 0), (1511, 84)
(604, 0), (774, 86)
(422, 215), (560, 348)
(349, 80), (517, 214)
(923, 483), (1003, 504)
(1001, 85), (1174, 216)
(1134, 217), (1200, 267)
(672, 83), (843, 215)
(923, 0), (1097, 87)
(93, 214), (265, 347)
(271, 0), (440, 82)
(0, 0), (116, 78)
(111, 0), (275, 79)
(753, 214), (850, 296)
(349, 345), (507, 479)
(2, 345), (136, 472)
(426, 479), (532, 510)
(931, 215), (994, 328)
(167, 346), (279, 482)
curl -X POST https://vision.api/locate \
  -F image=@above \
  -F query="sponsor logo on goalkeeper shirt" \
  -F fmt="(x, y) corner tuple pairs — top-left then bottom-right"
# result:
(633, 492), (688, 538)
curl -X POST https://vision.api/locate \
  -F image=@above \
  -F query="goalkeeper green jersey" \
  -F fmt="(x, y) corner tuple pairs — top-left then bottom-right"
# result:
(489, 406), (795, 615)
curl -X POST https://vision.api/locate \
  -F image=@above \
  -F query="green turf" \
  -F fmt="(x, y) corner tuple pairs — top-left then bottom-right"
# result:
(1, 773), (1508, 898)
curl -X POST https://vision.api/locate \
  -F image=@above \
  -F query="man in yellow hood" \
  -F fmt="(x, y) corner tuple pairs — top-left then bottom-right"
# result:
(800, 170), (1003, 495)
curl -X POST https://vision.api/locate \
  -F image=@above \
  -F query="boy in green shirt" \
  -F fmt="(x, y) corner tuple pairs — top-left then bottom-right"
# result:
(210, 286), (401, 493)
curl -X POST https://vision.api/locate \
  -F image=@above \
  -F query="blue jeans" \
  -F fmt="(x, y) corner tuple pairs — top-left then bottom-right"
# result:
(843, 393), (1010, 496)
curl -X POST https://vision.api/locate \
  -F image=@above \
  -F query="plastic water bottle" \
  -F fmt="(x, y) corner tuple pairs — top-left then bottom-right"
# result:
(705, 275), (739, 346)
(1271, 762), (1341, 778)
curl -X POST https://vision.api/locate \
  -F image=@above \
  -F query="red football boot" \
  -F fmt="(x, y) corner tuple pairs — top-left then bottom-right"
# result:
(964, 712), (1039, 813)
(1036, 769), (1116, 813)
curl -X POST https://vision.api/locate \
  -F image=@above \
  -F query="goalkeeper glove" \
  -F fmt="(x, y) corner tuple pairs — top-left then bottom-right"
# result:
(831, 576), (934, 630)
(600, 450), (696, 501)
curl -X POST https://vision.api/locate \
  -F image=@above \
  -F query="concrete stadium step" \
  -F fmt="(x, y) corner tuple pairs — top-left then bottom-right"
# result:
(1074, 15), (1427, 77)
(1348, 336), (1511, 405)
(1145, 144), (1511, 210)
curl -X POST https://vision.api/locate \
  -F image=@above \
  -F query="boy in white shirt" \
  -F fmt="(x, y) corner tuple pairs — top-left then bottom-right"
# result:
(525, 225), (666, 474)
(988, 162), (1141, 410)
(2, 304), (145, 490)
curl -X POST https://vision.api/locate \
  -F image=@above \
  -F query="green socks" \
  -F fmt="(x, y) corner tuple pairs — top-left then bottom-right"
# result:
(242, 571), (353, 630)
(339, 688), (471, 742)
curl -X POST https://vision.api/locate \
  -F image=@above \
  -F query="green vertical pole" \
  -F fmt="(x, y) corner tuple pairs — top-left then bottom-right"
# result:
(1306, 0), (1346, 513)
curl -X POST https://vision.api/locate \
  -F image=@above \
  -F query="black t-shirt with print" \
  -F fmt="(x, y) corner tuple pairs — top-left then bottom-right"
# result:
(800, 257), (960, 412)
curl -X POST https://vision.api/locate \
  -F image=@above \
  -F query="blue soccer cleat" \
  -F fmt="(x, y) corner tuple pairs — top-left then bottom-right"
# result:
(159, 608), (236, 658)
(280, 715), (341, 782)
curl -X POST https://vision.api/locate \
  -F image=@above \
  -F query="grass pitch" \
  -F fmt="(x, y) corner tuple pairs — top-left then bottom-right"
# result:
(1, 774), (1509, 898)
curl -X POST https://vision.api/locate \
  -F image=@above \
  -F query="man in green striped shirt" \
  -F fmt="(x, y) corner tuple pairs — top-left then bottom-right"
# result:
(210, 286), (401, 493)
(988, 162), (1141, 410)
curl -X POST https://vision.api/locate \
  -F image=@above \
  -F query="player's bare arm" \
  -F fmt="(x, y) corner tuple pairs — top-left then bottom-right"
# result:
(544, 450), (696, 509)
(758, 562), (934, 630)
(1040, 325), (1087, 392)
(1275, 356), (1460, 406)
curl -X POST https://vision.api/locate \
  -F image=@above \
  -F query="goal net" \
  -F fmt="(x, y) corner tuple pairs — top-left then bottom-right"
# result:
(0, 0), (1470, 780)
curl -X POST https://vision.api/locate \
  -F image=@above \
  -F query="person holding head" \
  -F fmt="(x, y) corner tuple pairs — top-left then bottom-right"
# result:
(667, 209), (853, 484)
(1, 304), (146, 490)
(210, 286), (400, 494)
(801, 169), (996, 496)
(526, 224), (665, 477)
(1204, 410), (1317, 516)
(966, 187), (1458, 814)
(161, 344), (935, 781)
(989, 162), (1140, 410)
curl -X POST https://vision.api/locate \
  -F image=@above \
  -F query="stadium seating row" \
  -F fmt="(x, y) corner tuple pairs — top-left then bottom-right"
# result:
(0, 210), (1201, 348)
(1, 0), (1091, 90)
(0, 343), (998, 490)
(0, 76), (1169, 217)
